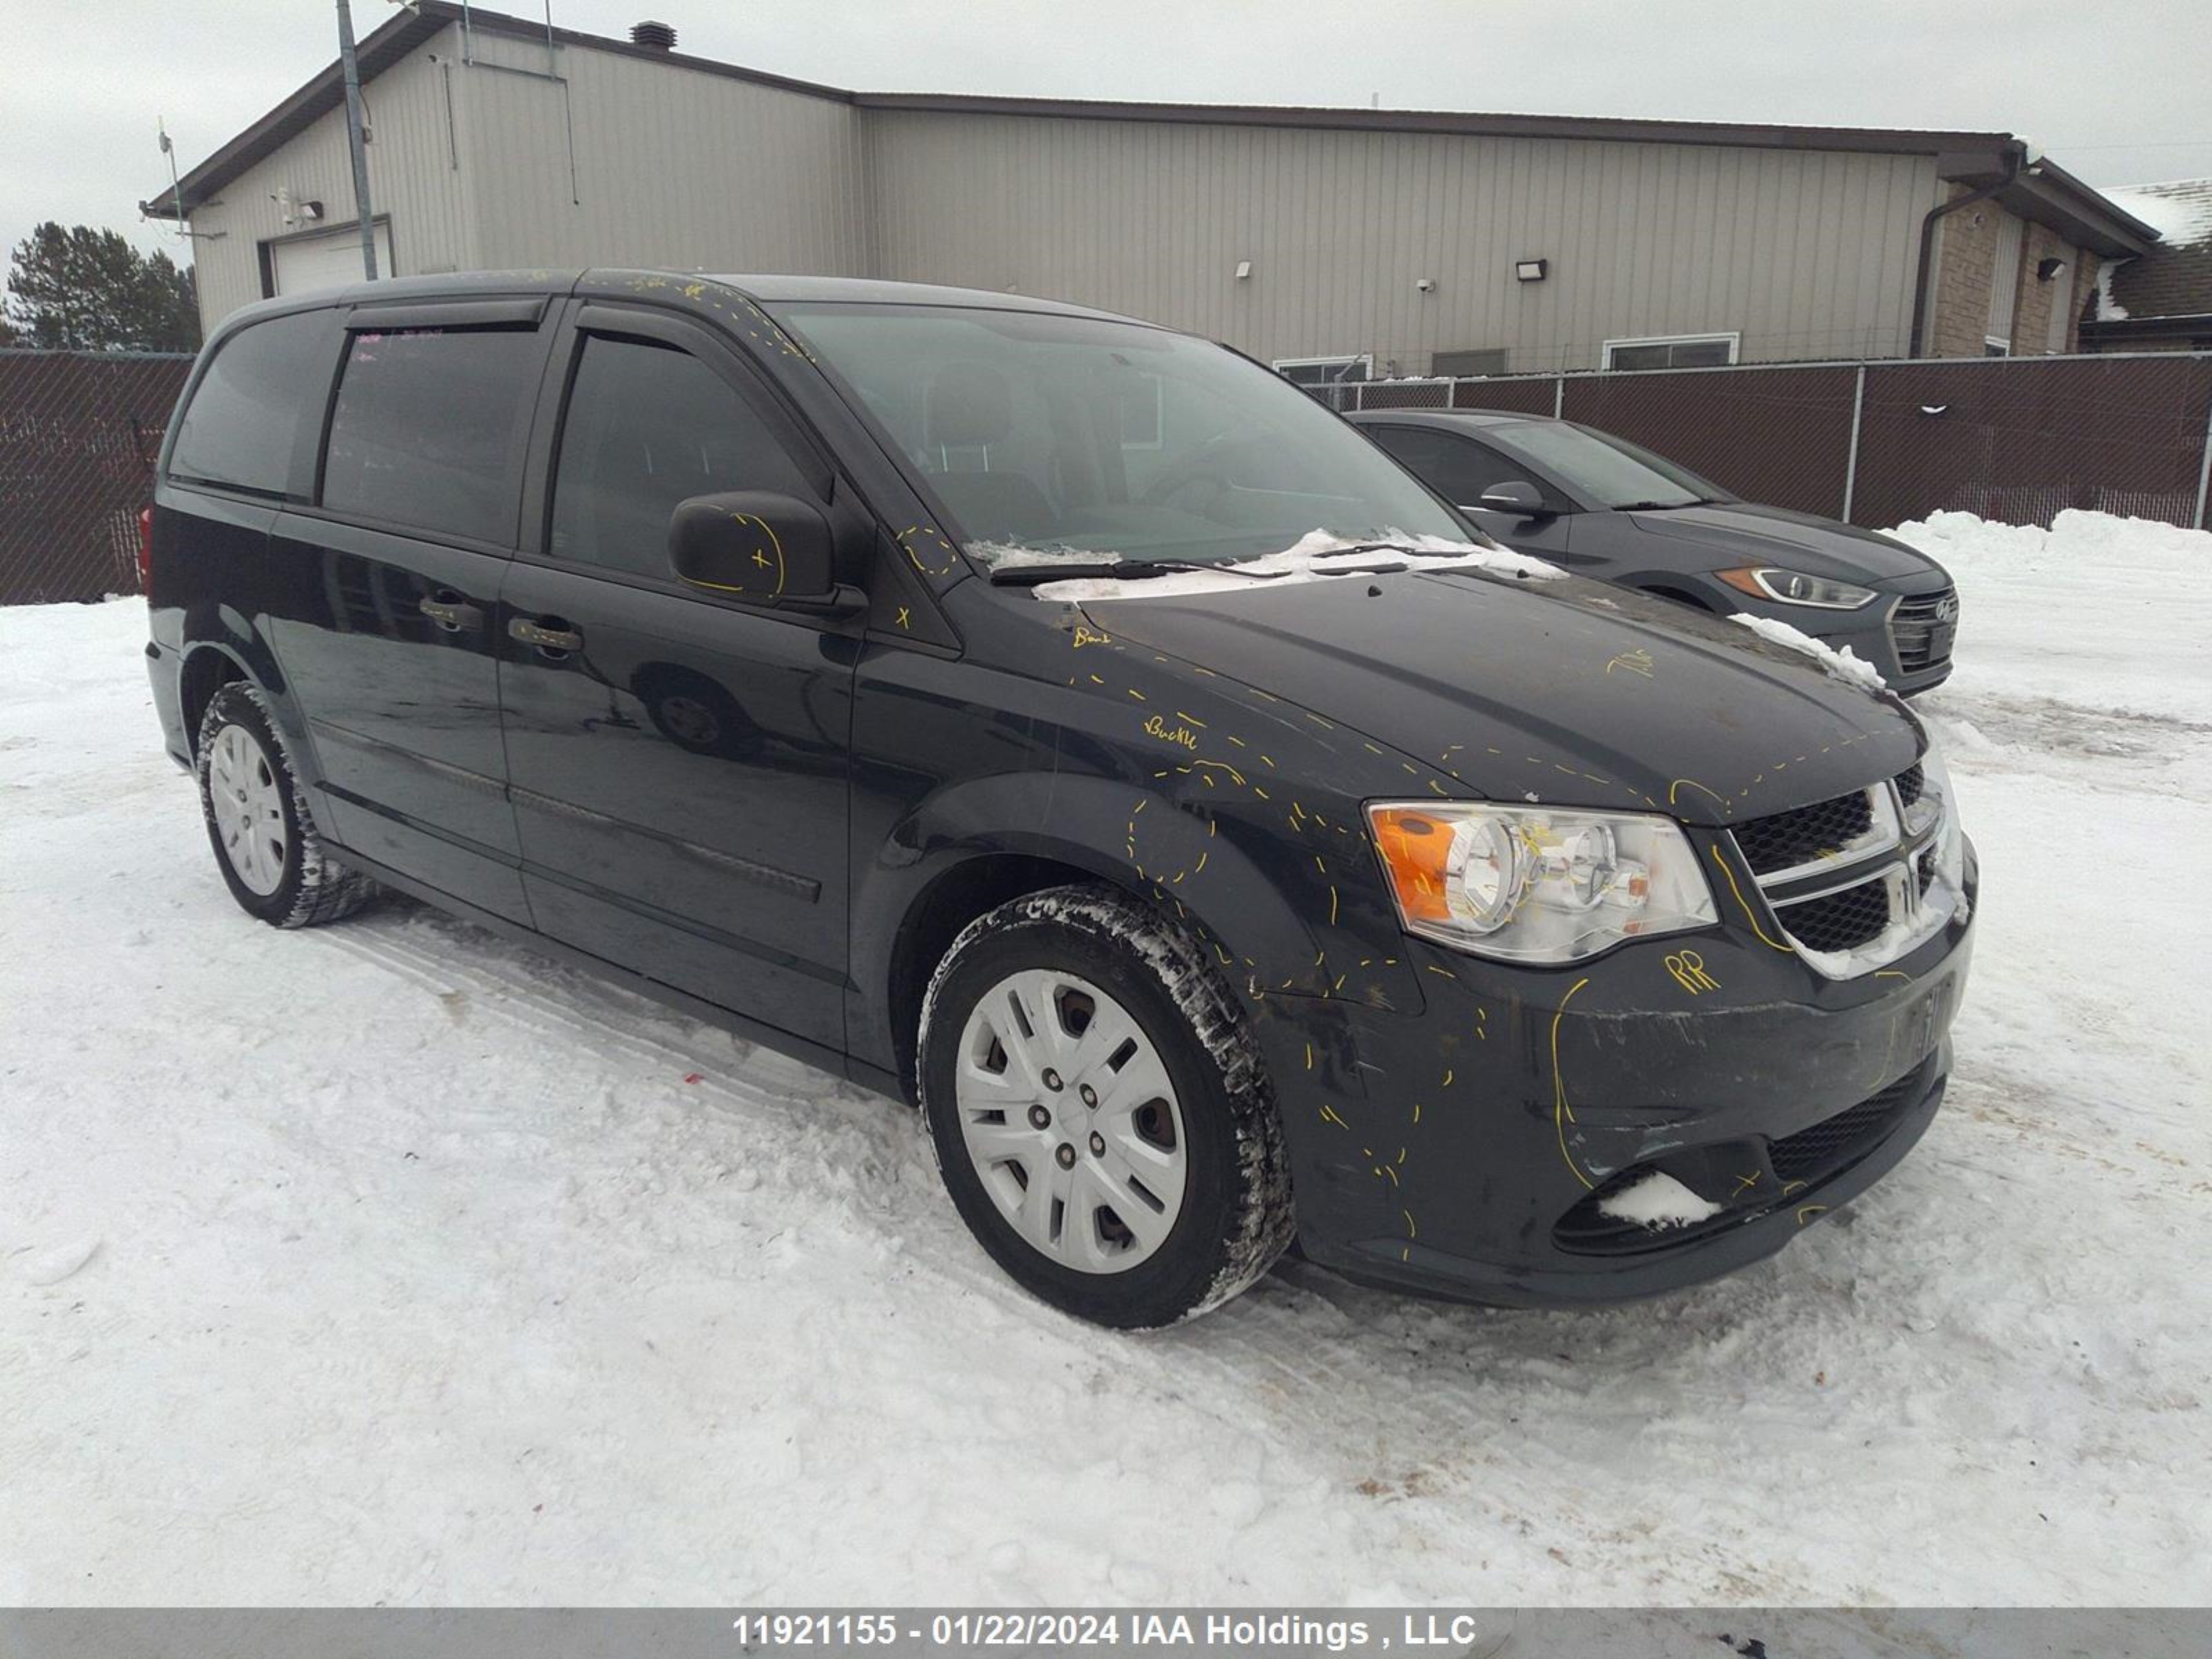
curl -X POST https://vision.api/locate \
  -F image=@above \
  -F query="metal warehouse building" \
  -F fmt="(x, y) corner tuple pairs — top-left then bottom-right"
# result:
(144, 1), (2157, 377)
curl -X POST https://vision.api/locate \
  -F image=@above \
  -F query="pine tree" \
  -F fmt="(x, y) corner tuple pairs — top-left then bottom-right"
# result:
(3, 223), (200, 352)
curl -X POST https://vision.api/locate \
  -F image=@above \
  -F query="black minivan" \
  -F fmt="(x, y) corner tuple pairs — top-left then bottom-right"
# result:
(147, 271), (1976, 1327)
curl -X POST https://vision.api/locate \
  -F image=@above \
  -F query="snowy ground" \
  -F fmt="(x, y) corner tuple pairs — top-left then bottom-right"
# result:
(3, 511), (2208, 1606)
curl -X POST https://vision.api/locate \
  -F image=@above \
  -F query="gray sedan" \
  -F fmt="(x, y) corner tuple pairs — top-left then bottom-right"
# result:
(1348, 408), (1958, 695)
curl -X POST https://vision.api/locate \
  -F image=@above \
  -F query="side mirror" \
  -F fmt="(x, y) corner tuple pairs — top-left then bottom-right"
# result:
(1470, 480), (1551, 518)
(668, 490), (859, 613)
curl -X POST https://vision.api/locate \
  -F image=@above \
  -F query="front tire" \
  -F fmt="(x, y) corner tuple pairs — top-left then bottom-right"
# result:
(917, 885), (1293, 1328)
(195, 682), (376, 928)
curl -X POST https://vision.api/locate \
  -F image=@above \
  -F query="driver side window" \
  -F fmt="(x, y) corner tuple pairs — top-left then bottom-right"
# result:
(550, 335), (814, 581)
(1371, 427), (1547, 509)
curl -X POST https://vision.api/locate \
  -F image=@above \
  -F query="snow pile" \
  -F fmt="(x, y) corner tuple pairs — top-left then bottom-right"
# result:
(1029, 529), (1564, 602)
(968, 542), (1111, 571)
(1727, 612), (1888, 692)
(1594, 1172), (1723, 1231)
(1888, 506), (2212, 567)
(1883, 509), (2211, 725)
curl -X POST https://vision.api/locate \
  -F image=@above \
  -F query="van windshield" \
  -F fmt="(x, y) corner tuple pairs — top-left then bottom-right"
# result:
(772, 303), (1470, 566)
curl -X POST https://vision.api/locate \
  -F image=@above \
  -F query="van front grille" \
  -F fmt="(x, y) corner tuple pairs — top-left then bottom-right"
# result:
(1732, 787), (1876, 877)
(1771, 879), (1893, 954)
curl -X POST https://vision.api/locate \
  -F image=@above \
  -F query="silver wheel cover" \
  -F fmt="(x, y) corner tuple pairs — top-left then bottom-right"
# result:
(207, 722), (289, 897)
(953, 968), (1189, 1275)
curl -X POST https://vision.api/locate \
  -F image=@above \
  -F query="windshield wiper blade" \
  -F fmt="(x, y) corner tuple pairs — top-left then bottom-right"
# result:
(1613, 499), (1700, 512)
(988, 559), (1218, 586)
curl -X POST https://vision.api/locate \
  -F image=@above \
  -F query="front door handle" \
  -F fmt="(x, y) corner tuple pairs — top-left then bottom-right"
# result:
(510, 615), (584, 655)
(418, 591), (483, 632)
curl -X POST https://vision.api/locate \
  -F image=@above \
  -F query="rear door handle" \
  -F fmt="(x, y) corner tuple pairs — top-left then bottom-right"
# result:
(510, 616), (584, 655)
(418, 591), (483, 632)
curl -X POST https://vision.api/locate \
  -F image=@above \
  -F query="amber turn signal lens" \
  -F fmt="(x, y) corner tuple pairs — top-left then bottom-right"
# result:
(1370, 806), (1454, 924)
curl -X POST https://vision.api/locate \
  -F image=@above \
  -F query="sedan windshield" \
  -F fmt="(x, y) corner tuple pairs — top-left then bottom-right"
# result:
(1487, 420), (1725, 512)
(771, 302), (1470, 565)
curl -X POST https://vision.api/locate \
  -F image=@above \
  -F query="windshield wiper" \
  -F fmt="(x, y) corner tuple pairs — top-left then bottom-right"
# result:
(1613, 499), (1704, 512)
(988, 559), (1224, 586)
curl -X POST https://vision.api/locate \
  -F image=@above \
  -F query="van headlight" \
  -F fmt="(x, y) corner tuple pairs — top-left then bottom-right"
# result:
(1368, 803), (1718, 963)
(1908, 735), (1966, 888)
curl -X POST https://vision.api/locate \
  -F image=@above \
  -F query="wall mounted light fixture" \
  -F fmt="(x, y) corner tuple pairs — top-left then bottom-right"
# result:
(2036, 256), (2068, 282)
(1515, 259), (1548, 283)
(1235, 260), (1253, 281)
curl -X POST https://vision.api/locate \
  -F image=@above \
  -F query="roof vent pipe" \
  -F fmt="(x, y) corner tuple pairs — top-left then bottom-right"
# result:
(630, 20), (676, 50)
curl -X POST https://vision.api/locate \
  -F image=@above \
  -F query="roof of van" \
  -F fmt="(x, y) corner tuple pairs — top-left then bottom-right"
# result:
(205, 270), (1155, 338)
(702, 274), (1147, 322)
(1343, 408), (1559, 429)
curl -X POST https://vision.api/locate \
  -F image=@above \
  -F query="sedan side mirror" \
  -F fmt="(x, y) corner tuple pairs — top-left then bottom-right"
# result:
(668, 491), (859, 614)
(1470, 480), (1552, 518)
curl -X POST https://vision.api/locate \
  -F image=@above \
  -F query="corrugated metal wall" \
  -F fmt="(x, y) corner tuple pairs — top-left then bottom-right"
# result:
(185, 26), (476, 322)
(185, 30), (1947, 373)
(453, 32), (869, 278)
(863, 111), (1946, 373)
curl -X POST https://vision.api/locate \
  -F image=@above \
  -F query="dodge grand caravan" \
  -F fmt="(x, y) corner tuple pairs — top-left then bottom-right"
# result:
(147, 271), (1976, 1328)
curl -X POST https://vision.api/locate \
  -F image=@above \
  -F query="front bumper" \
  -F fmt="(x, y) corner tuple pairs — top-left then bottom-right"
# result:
(1258, 839), (1977, 1308)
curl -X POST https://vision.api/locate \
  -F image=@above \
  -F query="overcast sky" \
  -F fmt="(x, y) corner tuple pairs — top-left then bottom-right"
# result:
(8, 0), (2211, 272)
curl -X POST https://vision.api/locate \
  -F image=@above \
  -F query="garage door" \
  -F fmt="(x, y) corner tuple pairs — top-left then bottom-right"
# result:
(268, 223), (395, 297)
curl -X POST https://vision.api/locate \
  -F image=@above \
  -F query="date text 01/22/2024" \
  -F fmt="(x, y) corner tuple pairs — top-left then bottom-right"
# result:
(727, 1611), (1497, 1651)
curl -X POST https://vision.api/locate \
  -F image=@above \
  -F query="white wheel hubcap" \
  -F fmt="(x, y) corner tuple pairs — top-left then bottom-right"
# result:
(954, 969), (1188, 1275)
(208, 723), (289, 896)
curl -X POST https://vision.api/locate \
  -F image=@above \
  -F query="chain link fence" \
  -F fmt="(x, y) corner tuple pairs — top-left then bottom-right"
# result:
(1, 350), (194, 606)
(1322, 351), (2212, 531)
(4, 348), (2206, 612)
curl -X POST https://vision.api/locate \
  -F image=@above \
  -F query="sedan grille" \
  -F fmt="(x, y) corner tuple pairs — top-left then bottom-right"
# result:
(1891, 588), (1959, 673)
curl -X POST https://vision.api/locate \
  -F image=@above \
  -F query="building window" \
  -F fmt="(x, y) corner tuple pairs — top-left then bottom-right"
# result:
(1431, 347), (1510, 377)
(1273, 355), (1373, 388)
(1600, 333), (1740, 371)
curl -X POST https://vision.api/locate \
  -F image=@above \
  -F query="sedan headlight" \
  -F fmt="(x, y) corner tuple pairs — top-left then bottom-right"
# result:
(1368, 803), (1718, 964)
(1718, 566), (1877, 609)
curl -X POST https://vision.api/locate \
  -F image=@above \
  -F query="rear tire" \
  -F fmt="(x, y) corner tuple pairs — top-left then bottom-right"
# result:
(196, 682), (376, 928)
(917, 885), (1293, 1328)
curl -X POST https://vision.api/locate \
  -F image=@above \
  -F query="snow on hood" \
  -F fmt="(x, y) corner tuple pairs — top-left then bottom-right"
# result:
(1728, 612), (1888, 693)
(1017, 529), (1564, 602)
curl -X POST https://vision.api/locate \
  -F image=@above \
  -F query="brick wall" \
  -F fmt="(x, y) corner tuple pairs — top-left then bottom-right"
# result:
(1928, 189), (2006, 357)
(2011, 221), (2077, 354)
(1929, 195), (2097, 358)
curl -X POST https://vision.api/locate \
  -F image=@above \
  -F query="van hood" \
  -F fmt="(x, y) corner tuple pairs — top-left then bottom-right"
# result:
(1625, 503), (1948, 589)
(1076, 567), (1922, 825)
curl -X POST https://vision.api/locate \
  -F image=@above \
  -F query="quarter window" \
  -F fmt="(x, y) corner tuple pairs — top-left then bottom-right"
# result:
(321, 326), (540, 543)
(168, 310), (335, 495)
(549, 335), (814, 581)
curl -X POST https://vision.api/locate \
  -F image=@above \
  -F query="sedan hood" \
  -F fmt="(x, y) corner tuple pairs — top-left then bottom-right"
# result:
(1626, 503), (1948, 588)
(1078, 567), (1922, 825)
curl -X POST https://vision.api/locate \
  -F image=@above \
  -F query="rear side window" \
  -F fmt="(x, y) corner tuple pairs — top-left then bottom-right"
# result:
(549, 335), (814, 580)
(321, 326), (540, 543)
(167, 310), (333, 494)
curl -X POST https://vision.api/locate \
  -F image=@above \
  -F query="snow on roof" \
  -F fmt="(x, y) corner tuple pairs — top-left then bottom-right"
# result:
(2099, 180), (2212, 248)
